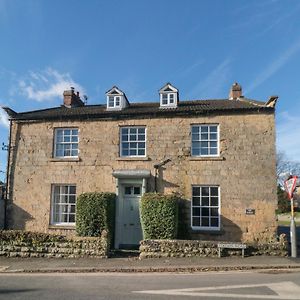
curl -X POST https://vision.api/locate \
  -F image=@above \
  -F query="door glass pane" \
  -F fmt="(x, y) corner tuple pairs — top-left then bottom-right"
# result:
(134, 187), (141, 195)
(125, 186), (132, 195)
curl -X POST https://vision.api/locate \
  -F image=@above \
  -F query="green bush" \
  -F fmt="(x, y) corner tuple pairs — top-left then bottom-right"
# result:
(140, 193), (178, 239)
(76, 192), (115, 240)
(0, 230), (67, 245)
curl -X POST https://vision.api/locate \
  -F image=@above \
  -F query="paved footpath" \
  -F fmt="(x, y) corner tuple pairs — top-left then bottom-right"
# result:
(1, 255), (300, 273)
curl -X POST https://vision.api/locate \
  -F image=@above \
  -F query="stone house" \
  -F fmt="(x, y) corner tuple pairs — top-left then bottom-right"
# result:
(2, 83), (278, 249)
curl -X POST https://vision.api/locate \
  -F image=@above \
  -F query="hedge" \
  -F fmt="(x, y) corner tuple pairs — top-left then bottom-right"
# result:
(76, 192), (115, 241)
(140, 193), (178, 239)
(0, 230), (67, 245)
(0, 230), (109, 258)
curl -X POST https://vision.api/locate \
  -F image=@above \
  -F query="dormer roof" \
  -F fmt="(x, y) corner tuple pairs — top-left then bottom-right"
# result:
(159, 82), (179, 93)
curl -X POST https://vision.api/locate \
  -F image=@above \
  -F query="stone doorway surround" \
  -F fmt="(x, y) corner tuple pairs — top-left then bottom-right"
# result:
(112, 169), (151, 249)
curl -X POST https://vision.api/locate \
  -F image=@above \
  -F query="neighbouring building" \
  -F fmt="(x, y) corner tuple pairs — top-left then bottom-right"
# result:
(2, 83), (278, 248)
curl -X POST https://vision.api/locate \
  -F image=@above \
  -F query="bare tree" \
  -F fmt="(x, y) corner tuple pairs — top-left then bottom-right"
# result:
(277, 151), (300, 186)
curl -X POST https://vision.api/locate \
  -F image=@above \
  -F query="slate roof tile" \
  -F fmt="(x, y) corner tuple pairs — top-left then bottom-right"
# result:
(2, 98), (273, 121)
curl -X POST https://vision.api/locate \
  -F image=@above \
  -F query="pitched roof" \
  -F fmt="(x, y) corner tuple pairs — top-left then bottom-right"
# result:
(2, 97), (274, 122)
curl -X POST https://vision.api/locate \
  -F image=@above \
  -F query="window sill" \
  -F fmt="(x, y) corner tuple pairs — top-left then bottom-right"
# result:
(191, 228), (224, 235)
(189, 156), (225, 161)
(48, 225), (76, 230)
(116, 156), (150, 161)
(50, 157), (81, 162)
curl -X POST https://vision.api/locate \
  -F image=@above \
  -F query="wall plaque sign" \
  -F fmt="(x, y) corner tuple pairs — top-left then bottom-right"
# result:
(245, 208), (255, 215)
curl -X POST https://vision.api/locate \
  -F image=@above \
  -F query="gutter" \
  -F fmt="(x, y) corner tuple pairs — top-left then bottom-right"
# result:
(4, 120), (12, 229)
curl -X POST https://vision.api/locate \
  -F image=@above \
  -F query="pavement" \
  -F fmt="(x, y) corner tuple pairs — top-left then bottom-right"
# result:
(1, 254), (300, 274)
(0, 223), (298, 274)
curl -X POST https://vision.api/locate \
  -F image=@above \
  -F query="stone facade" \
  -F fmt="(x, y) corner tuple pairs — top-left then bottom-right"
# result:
(6, 109), (277, 244)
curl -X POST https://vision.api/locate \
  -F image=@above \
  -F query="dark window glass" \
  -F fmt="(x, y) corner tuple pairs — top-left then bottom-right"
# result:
(192, 186), (220, 229)
(191, 125), (219, 156)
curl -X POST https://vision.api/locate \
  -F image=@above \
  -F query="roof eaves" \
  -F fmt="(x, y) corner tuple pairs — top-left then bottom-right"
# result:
(11, 105), (274, 123)
(1, 106), (18, 119)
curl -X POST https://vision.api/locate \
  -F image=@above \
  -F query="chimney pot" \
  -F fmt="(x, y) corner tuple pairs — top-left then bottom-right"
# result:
(229, 82), (242, 100)
(63, 88), (84, 108)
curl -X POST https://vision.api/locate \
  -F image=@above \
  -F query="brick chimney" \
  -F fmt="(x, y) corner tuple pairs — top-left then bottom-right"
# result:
(229, 82), (242, 100)
(63, 87), (84, 107)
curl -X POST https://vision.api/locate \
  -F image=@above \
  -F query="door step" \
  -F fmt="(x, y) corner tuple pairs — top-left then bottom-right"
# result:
(110, 249), (140, 258)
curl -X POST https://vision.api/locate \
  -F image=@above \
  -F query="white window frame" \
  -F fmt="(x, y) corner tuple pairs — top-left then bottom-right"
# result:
(107, 95), (121, 108)
(120, 126), (146, 157)
(160, 93), (177, 107)
(191, 124), (219, 157)
(54, 128), (79, 158)
(191, 185), (220, 231)
(51, 184), (76, 226)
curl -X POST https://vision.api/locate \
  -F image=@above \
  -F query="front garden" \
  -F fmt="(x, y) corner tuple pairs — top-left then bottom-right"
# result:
(0, 192), (288, 258)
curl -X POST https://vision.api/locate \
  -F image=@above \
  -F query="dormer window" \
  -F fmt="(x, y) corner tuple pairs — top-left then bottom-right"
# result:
(106, 86), (129, 111)
(159, 83), (179, 108)
(108, 95), (121, 108)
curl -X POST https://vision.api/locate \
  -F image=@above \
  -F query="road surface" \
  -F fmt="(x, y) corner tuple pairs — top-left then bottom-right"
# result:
(0, 270), (300, 299)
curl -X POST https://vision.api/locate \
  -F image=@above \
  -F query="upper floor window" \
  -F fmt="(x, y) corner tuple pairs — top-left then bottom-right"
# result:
(191, 125), (219, 157)
(159, 83), (179, 108)
(191, 185), (220, 230)
(108, 96), (121, 108)
(54, 128), (78, 158)
(120, 127), (146, 157)
(51, 184), (76, 225)
(106, 86), (129, 111)
(161, 93), (176, 106)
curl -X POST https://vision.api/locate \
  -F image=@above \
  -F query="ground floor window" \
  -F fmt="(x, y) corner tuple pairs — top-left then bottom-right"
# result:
(191, 185), (220, 230)
(51, 184), (76, 225)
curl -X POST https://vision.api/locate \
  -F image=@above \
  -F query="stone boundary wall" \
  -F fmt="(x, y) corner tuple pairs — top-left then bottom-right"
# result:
(139, 236), (288, 259)
(0, 230), (109, 258)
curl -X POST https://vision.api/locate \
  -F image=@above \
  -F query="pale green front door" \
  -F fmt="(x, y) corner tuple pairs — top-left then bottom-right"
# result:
(121, 185), (143, 247)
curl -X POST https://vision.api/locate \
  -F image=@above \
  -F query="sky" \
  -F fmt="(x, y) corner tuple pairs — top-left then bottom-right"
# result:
(0, 0), (300, 181)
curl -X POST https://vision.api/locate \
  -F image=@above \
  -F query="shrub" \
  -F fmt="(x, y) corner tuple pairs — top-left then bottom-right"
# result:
(76, 192), (115, 240)
(140, 193), (178, 239)
(0, 230), (67, 245)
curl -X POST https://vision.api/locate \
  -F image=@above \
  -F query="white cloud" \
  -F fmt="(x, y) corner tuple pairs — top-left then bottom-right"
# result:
(187, 58), (231, 99)
(0, 107), (9, 128)
(246, 39), (300, 94)
(18, 68), (85, 102)
(276, 110), (300, 162)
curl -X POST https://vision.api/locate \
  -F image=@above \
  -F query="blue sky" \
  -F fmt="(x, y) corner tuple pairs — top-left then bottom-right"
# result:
(0, 0), (300, 181)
